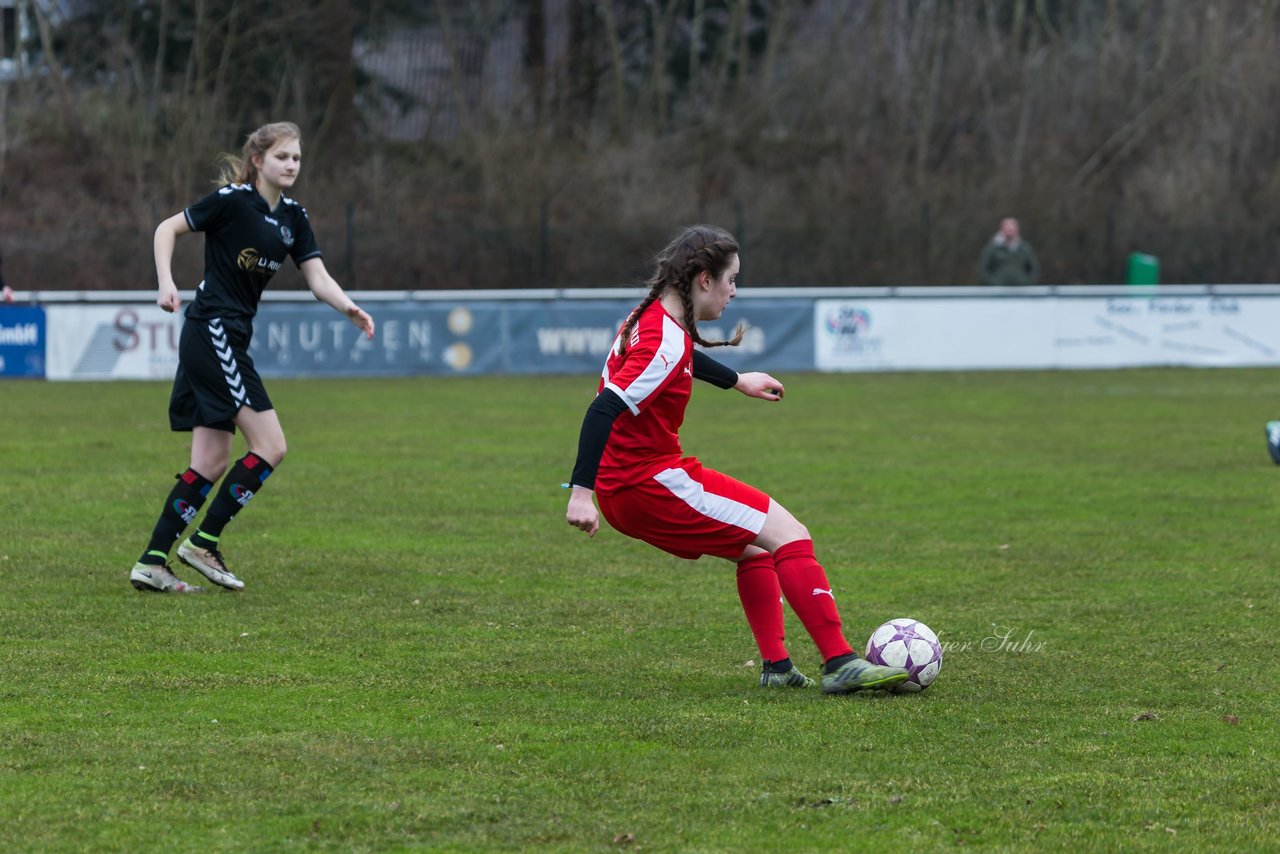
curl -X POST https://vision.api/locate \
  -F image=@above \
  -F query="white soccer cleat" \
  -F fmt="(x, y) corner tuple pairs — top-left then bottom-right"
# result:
(1266, 421), (1280, 465)
(129, 562), (205, 593)
(177, 538), (245, 591)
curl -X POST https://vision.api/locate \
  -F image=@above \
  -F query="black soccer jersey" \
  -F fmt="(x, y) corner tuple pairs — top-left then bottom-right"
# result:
(183, 183), (322, 320)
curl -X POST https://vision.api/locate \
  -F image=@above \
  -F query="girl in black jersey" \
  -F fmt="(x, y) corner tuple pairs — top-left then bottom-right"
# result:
(129, 121), (375, 593)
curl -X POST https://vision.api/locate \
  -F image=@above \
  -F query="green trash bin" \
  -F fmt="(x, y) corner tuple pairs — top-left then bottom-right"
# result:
(1127, 253), (1159, 285)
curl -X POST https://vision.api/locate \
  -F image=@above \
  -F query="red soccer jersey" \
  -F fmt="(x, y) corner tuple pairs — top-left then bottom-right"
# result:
(594, 301), (694, 494)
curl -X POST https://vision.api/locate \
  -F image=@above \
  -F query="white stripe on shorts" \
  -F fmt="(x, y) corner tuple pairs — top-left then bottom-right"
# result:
(208, 318), (250, 407)
(653, 467), (767, 534)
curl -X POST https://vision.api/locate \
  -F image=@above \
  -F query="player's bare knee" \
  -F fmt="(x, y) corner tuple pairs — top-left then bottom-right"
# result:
(252, 441), (285, 467)
(191, 458), (228, 482)
(781, 519), (810, 544)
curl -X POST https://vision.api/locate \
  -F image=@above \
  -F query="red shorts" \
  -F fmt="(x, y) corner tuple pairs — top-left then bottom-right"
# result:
(597, 458), (771, 560)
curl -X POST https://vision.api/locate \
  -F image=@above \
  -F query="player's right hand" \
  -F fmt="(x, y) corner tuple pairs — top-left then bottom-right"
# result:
(157, 281), (180, 313)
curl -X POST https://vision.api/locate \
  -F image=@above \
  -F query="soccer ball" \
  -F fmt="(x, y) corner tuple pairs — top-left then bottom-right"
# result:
(865, 618), (943, 693)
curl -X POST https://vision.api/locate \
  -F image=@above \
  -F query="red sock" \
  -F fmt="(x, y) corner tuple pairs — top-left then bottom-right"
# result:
(736, 553), (789, 662)
(773, 539), (853, 662)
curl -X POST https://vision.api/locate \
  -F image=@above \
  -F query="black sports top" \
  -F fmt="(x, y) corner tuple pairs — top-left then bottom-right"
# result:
(183, 183), (322, 320)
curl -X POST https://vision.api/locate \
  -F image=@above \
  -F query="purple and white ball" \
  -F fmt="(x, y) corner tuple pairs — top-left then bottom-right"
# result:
(865, 618), (943, 693)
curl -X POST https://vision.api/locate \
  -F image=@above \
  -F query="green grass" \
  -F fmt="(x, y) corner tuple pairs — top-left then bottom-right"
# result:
(2, 369), (1278, 851)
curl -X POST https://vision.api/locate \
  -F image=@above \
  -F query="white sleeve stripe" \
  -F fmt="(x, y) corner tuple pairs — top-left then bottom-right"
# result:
(653, 467), (767, 534)
(603, 382), (640, 415)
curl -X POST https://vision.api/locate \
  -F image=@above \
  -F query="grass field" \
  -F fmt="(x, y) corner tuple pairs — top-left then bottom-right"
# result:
(2, 369), (1278, 851)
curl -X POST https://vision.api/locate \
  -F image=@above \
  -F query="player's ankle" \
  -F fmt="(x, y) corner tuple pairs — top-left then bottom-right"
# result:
(822, 652), (858, 674)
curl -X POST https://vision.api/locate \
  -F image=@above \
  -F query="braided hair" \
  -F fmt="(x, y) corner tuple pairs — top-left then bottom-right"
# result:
(618, 225), (745, 355)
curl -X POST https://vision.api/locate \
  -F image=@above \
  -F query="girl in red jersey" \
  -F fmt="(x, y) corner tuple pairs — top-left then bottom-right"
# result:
(565, 225), (907, 694)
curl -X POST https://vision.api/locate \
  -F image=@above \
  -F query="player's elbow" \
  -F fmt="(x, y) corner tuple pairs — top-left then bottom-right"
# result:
(307, 273), (336, 299)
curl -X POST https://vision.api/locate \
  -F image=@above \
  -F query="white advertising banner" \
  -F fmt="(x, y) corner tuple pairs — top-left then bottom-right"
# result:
(1051, 294), (1280, 368)
(814, 298), (1051, 371)
(37, 290), (1280, 380)
(815, 295), (1280, 371)
(46, 305), (182, 380)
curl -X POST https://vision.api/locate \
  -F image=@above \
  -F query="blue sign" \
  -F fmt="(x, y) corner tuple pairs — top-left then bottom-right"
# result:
(246, 298), (817, 378)
(249, 302), (506, 377)
(0, 307), (46, 378)
(505, 298), (816, 374)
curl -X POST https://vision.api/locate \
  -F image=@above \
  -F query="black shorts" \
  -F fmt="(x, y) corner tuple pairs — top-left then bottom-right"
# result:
(169, 314), (273, 433)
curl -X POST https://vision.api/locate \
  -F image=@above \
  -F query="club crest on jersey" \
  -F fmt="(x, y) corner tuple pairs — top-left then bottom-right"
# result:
(279, 225), (294, 247)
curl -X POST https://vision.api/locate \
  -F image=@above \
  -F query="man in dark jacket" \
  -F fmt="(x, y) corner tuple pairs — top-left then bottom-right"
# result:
(979, 217), (1040, 286)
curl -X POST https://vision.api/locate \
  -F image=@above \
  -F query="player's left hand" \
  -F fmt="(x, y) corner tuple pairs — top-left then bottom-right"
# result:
(735, 371), (785, 401)
(347, 305), (375, 339)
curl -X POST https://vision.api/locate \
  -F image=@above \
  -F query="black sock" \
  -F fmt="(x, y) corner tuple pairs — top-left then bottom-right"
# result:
(139, 469), (214, 564)
(763, 658), (794, 673)
(192, 452), (274, 546)
(822, 652), (859, 675)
